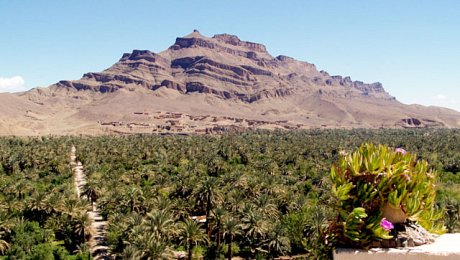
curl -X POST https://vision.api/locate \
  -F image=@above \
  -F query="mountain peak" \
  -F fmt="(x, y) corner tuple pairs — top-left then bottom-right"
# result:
(182, 29), (207, 39)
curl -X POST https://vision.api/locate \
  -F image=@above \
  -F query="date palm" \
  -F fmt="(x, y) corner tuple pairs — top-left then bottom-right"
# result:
(211, 207), (227, 249)
(143, 232), (174, 260)
(142, 209), (178, 240)
(13, 178), (28, 200)
(241, 207), (269, 248)
(73, 211), (94, 242)
(266, 223), (291, 258)
(120, 244), (141, 260)
(179, 219), (209, 260)
(225, 188), (245, 213)
(124, 186), (144, 213)
(45, 191), (64, 215)
(73, 243), (91, 257)
(254, 194), (279, 219)
(62, 198), (84, 217)
(28, 191), (51, 220)
(128, 225), (174, 260)
(195, 176), (223, 234)
(81, 181), (99, 209)
(222, 216), (243, 260)
(0, 211), (14, 236)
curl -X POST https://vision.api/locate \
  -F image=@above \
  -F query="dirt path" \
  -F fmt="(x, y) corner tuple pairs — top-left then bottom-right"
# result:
(71, 146), (114, 260)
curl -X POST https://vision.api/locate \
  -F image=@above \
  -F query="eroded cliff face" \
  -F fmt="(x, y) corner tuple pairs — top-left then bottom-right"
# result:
(50, 30), (392, 103)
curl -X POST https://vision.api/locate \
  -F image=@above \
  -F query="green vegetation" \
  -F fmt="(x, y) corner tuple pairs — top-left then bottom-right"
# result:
(0, 137), (91, 259)
(331, 143), (444, 247)
(0, 129), (459, 259)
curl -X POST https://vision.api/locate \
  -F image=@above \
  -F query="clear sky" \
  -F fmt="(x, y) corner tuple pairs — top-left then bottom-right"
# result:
(1, 0), (459, 111)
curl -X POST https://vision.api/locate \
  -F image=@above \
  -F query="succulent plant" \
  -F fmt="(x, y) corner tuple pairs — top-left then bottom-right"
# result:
(330, 143), (445, 246)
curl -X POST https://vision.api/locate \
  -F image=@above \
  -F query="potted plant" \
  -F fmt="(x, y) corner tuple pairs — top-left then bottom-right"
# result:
(330, 143), (445, 248)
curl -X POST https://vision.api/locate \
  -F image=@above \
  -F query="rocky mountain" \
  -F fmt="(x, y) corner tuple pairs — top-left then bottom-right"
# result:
(2, 30), (460, 135)
(56, 30), (389, 101)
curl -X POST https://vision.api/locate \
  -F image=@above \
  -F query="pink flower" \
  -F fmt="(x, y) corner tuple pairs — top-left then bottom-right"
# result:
(380, 218), (394, 231)
(395, 148), (407, 155)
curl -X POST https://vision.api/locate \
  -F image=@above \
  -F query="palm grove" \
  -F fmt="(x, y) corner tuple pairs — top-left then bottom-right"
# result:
(0, 129), (459, 259)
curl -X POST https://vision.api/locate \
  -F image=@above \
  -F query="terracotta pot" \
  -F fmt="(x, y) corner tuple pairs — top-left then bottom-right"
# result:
(382, 203), (406, 223)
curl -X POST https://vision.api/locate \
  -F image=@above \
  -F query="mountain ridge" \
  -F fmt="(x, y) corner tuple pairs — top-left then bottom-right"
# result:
(1, 30), (459, 135)
(54, 30), (390, 102)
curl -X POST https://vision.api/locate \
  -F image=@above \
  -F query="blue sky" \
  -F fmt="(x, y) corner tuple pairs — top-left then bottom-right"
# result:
(1, 1), (459, 111)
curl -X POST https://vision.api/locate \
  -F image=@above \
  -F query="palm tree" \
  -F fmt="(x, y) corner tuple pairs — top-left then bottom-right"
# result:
(45, 191), (64, 215)
(29, 191), (49, 216)
(255, 193), (279, 219)
(143, 234), (174, 260)
(142, 209), (178, 240)
(303, 205), (332, 259)
(81, 182), (99, 210)
(124, 186), (144, 213)
(128, 225), (174, 260)
(73, 211), (94, 242)
(195, 176), (223, 235)
(73, 243), (91, 258)
(4, 199), (22, 215)
(211, 207), (227, 249)
(62, 198), (84, 217)
(241, 206), (269, 249)
(120, 244), (141, 260)
(179, 219), (209, 260)
(13, 178), (28, 200)
(0, 211), (13, 236)
(127, 212), (144, 228)
(266, 223), (291, 258)
(225, 188), (245, 213)
(222, 216), (243, 260)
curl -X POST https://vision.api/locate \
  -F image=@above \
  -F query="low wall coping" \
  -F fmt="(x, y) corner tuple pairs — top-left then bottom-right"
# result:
(334, 233), (460, 260)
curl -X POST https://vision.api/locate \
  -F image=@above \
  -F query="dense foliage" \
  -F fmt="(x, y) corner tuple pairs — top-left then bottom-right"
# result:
(0, 129), (459, 259)
(74, 129), (459, 259)
(0, 137), (91, 259)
